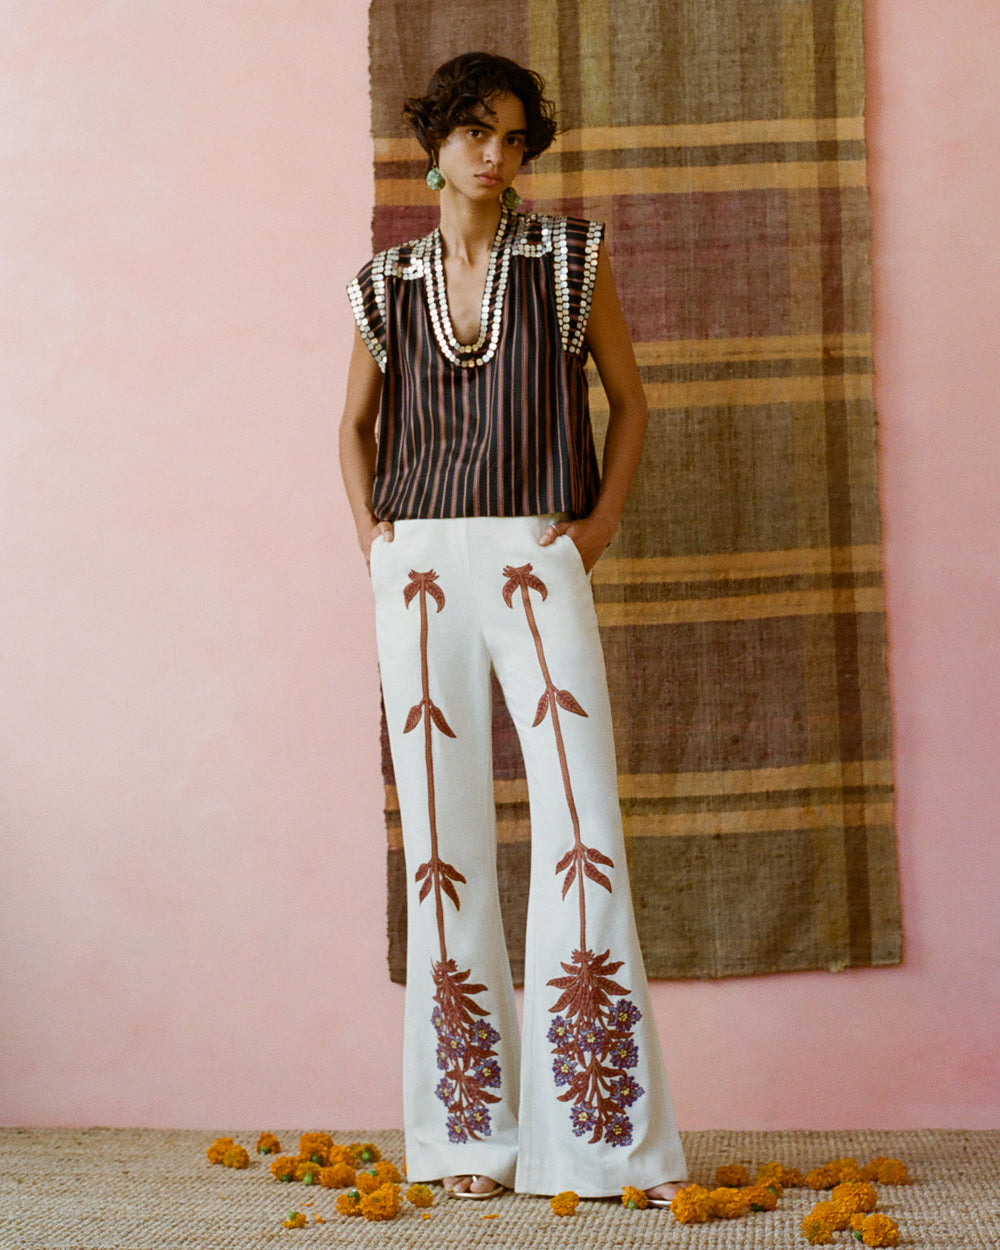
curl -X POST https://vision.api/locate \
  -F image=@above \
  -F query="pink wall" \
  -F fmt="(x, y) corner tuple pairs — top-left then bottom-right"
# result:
(1, 1), (997, 1131)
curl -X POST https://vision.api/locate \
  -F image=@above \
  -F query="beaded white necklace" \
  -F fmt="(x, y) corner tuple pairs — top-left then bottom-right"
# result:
(424, 207), (513, 369)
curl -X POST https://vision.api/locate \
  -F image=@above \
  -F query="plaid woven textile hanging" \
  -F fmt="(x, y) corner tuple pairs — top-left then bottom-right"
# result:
(367, 0), (902, 980)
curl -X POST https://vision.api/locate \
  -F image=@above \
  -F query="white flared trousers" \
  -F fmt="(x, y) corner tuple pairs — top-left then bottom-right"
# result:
(370, 515), (686, 1196)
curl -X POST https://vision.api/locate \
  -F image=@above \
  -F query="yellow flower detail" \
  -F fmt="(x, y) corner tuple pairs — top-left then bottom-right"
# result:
(708, 1186), (750, 1219)
(853, 1212), (901, 1247)
(831, 1180), (878, 1214)
(256, 1132), (281, 1155)
(406, 1184), (434, 1208)
(805, 1164), (841, 1190)
(298, 1132), (334, 1164)
(809, 1199), (851, 1231)
(669, 1183), (712, 1224)
(715, 1163), (751, 1187)
(620, 1185), (648, 1210)
(860, 1156), (908, 1185)
(360, 1182), (401, 1221)
(269, 1156), (299, 1183)
(801, 1208), (839, 1244)
(335, 1188), (362, 1217)
(205, 1137), (236, 1164)
(744, 1183), (778, 1212)
(281, 1210), (307, 1229)
(350, 1141), (382, 1164)
(318, 1162), (356, 1188)
(221, 1145), (249, 1169)
(550, 1190), (580, 1216)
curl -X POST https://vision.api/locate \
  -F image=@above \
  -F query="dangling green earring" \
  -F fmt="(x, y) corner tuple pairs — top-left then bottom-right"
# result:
(501, 185), (522, 210)
(426, 165), (445, 191)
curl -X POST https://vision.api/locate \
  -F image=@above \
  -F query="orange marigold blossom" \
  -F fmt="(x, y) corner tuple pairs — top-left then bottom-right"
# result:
(256, 1132), (281, 1155)
(372, 1159), (402, 1184)
(327, 1144), (357, 1169)
(294, 1160), (322, 1185)
(318, 1162), (356, 1189)
(406, 1183), (434, 1208)
(298, 1132), (333, 1164)
(670, 1184), (712, 1224)
(744, 1183), (779, 1212)
(550, 1190), (580, 1216)
(831, 1157), (862, 1183)
(206, 1137), (236, 1164)
(860, 1157), (908, 1185)
(809, 1200), (851, 1231)
(805, 1164), (841, 1190)
(800, 1211), (836, 1246)
(853, 1212), (901, 1247)
(269, 1156), (299, 1183)
(715, 1163), (751, 1187)
(335, 1188), (362, 1217)
(708, 1186), (750, 1219)
(350, 1141), (381, 1164)
(221, 1145), (249, 1169)
(831, 1180), (878, 1214)
(281, 1210), (307, 1229)
(360, 1182), (401, 1222)
(356, 1167), (386, 1195)
(620, 1185), (648, 1210)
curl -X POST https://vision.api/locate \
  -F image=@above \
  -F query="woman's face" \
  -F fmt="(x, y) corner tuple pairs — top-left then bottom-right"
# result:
(435, 91), (527, 204)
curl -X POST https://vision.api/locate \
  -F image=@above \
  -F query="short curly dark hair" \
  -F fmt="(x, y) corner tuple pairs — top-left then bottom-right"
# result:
(403, 52), (558, 164)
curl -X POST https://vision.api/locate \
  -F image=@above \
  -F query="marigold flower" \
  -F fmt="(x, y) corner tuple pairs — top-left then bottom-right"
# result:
(256, 1132), (281, 1155)
(318, 1162), (356, 1188)
(708, 1186), (750, 1219)
(294, 1160), (322, 1185)
(221, 1145), (249, 1169)
(670, 1183), (712, 1224)
(801, 1210), (836, 1245)
(860, 1156), (908, 1185)
(744, 1183), (778, 1212)
(350, 1141), (381, 1164)
(269, 1155), (299, 1183)
(853, 1212), (901, 1247)
(406, 1183), (434, 1208)
(335, 1188), (363, 1216)
(281, 1210), (307, 1229)
(550, 1190), (579, 1216)
(805, 1164), (841, 1190)
(360, 1182), (401, 1221)
(294, 1132), (331, 1165)
(373, 1159), (402, 1184)
(321, 1144), (353, 1168)
(810, 1200), (851, 1231)
(831, 1180), (878, 1214)
(356, 1167), (385, 1195)
(715, 1163), (751, 1188)
(206, 1137), (236, 1164)
(620, 1185), (647, 1210)
(831, 1157), (862, 1183)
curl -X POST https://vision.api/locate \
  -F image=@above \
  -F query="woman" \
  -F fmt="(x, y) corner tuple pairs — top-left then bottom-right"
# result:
(339, 52), (686, 1203)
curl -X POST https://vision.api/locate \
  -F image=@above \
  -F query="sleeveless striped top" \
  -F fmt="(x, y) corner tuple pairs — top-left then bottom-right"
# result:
(347, 210), (604, 521)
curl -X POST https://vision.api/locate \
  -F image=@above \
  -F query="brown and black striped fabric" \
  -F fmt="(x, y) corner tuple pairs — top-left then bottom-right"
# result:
(369, 0), (902, 981)
(349, 211), (603, 519)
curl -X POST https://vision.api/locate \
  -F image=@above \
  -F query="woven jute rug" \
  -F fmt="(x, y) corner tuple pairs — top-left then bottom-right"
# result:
(371, 0), (901, 985)
(2, 1127), (997, 1248)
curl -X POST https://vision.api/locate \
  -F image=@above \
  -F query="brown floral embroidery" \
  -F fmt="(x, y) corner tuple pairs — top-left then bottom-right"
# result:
(403, 569), (502, 1142)
(502, 562), (645, 1147)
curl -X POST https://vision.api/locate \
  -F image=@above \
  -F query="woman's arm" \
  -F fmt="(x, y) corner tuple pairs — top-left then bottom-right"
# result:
(338, 325), (392, 563)
(539, 240), (648, 572)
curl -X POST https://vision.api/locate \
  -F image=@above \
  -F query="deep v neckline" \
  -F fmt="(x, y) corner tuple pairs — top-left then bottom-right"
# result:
(424, 208), (514, 369)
